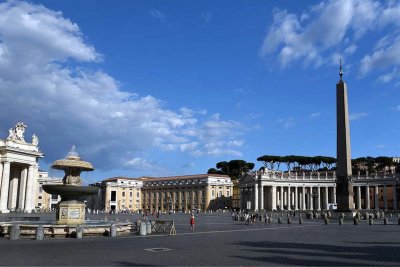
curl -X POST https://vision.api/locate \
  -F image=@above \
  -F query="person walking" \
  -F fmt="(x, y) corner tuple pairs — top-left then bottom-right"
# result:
(190, 213), (195, 230)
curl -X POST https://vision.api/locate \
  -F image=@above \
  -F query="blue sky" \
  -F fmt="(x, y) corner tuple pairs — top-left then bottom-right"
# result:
(0, 0), (399, 184)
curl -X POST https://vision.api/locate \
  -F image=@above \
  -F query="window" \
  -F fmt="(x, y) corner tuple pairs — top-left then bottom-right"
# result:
(137, 192), (140, 197)
(226, 191), (230, 197)
(111, 191), (116, 201)
(51, 194), (58, 200)
(122, 192), (125, 197)
(38, 196), (42, 200)
(218, 191), (222, 197)
(130, 192), (133, 197)
(212, 191), (215, 197)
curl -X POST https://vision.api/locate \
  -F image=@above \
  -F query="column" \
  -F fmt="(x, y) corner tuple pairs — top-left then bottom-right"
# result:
(160, 191), (164, 211)
(294, 187), (298, 210)
(24, 165), (35, 212)
(357, 186), (362, 210)
(393, 184), (397, 210)
(316, 187), (321, 210)
(374, 185), (379, 210)
(384, 185), (388, 210)
(302, 187), (306, 210)
(190, 190), (195, 211)
(254, 183), (258, 211)
(197, 190), (201, 210)
(259, 185), (264, 210)
(271, 186), (277, 210)
(155, 191), (159, 211)
(204, 186), (210, 211)
(287, 186), (291, 210)
(309, 187), (313, 210)
(333, 186), (337, 204)
(8, 167), (19, 209)
(365, 186), (370, 210)
(149, 193), (154, 212)
(172, 191), (176, 211)
(178, 191), (182, 211)
(184, 191), (189, 212)
(0, 162), (3, 193)
(324, 187), (329, 210)
(18, 167), (28, 210)
(280, 186), (283, 209)
(0, 162), (11, 212)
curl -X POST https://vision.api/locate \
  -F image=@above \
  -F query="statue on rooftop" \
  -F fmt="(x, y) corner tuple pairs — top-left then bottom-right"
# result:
(6, 122), (27, 143)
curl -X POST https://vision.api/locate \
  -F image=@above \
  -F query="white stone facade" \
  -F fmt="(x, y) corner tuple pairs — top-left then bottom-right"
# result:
(0, 123), (44, 213)
(240, 170), (400, 211)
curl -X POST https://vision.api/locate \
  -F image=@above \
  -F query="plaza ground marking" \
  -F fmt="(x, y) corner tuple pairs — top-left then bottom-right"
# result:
(144, 247), (172, 252)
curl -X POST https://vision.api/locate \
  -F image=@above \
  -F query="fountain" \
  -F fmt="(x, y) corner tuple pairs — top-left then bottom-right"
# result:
(42, 146), (98, 224)
(0, 146), (135, 239)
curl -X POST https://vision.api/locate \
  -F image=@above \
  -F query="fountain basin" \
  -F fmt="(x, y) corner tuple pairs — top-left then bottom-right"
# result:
(42, 185), (98, 197)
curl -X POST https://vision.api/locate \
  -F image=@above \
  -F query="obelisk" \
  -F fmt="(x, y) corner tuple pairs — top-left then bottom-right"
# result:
(336, 60), (354, 213)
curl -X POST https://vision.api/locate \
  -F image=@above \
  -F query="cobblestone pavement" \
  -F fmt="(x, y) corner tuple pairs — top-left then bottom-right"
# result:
(1, 212), (400, 266)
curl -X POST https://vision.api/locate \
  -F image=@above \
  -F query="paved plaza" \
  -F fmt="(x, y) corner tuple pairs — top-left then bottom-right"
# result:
(0, 212), (400, 266)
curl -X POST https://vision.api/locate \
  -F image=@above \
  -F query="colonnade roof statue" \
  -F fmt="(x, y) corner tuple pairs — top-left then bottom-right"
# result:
(1, 122), (40, 150)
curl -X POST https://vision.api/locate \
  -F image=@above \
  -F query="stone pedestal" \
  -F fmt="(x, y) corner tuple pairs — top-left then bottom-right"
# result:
(56, 201), (85, 225)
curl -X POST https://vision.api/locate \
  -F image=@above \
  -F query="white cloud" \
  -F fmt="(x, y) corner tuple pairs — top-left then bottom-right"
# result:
(149, 9), (166, 21)
(349, 112), (368, 120)
(278, 117), (295, 128)
(125, 158), (154, 170)
(309, 112), (321, 118)
(0, 1), (246, 172)
(396, 105), (400, 111)
(261, 0), (400, 84)
(377, 67), (398, 83)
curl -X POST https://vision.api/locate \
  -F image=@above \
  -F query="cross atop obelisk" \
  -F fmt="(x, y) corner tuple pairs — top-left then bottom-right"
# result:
(336, 59), (354, 212)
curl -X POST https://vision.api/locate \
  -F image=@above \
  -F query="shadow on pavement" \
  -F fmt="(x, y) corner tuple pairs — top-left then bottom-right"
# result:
(232, 240), (400, 266)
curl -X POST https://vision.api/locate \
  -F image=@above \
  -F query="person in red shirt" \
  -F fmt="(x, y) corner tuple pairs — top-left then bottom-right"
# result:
(190, 213), (195, 230)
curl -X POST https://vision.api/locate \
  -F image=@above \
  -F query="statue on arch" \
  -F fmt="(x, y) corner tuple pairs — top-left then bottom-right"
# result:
(6, 122), (27, 143)
(32, 134), (39, 146)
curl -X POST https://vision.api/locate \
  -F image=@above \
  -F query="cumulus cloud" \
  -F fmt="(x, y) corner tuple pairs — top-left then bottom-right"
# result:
(0, 1), (245, 173)
(261, 0), (400, 84)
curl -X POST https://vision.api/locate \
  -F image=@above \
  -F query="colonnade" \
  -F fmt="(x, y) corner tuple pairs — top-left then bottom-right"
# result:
(0, 162), (38, 213)
(142, 187), (211, 212)
(241, 183), (400, 211)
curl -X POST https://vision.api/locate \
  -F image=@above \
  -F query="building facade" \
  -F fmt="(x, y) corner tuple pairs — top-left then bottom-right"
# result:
(36, 171), (62, 211)
(240, 170), (400, 211)
(0, 123), (43, 213)
(90, 174), (233, 213)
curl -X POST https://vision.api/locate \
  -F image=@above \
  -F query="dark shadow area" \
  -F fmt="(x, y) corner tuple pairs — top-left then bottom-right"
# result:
(232, 240), (400, 266)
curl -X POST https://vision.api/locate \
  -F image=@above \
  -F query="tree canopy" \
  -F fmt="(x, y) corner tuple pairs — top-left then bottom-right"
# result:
(207, 159), (255, 179)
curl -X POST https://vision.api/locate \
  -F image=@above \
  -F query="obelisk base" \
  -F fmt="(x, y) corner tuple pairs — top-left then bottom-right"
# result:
(56, 201), (86, 225)
(335, 181), (355, 218)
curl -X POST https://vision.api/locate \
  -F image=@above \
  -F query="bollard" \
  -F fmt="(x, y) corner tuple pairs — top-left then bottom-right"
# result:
(35, 225), (44, 241)
(136, 220), (142, 234)
(140, 222), (147, 236)
(76, 225), (83, 239)
(354, 218), (359, 225)
(324, 218), (329, 225)
(277, 217), (282, 224)
(146, 221), (152, 234)
(287, 218), (291, 224)
(369, 217), (374, 225)
(384, 218), (388, 225)
(339, 218), (343, 225)
(299, 218), (303, 224)
(398, 218), (400, 225)
(110, 224), (117, 237)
